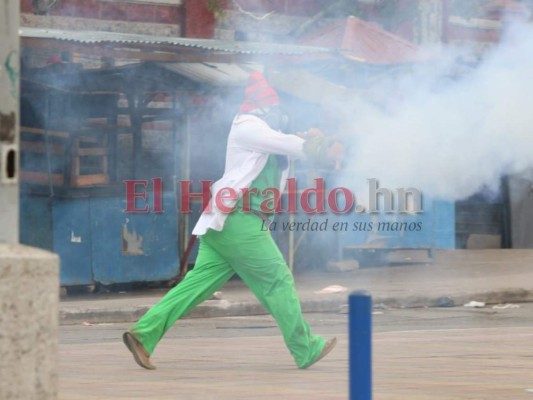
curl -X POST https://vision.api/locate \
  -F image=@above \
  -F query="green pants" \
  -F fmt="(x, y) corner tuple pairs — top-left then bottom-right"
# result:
(131, 212), (326, 368)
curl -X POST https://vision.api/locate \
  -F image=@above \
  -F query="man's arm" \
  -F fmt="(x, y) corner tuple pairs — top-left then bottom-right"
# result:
(231, 116), (305, 158)
(232, 115), (345, 167)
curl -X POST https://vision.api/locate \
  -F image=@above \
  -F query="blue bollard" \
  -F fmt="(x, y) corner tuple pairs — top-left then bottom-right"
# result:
(349, 291), (372, 400)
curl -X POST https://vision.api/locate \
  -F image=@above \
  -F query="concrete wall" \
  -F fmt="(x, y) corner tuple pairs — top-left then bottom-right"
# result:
(2, 3), (59, 399)
(0, 0), (20, 244)
(0, 244), (59, 400)
(20, 0), (182, 36)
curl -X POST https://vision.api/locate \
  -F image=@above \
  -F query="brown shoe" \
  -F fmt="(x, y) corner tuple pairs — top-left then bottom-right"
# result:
(301, 337), (337, 369)
(122, 331), (156, 370)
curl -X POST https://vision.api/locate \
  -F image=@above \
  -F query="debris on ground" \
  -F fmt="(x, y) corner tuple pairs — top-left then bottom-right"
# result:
(81, 321), (94, 326)
(464, 301), (486, 308)
(433, 296), (455, 307)
(314, 285), (348, 295)
(208, 291), (223, 300)
(492, 303), (520, 310)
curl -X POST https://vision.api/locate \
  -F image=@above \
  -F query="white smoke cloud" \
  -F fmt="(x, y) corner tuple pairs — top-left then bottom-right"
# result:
(341, 23), (533, 201)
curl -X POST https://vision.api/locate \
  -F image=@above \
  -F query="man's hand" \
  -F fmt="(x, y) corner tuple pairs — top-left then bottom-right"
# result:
(302, 131), (345, 170)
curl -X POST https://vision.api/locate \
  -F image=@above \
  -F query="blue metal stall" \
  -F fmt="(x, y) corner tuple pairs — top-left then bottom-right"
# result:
(18, 63), (195, 286)
(90, 195), (179, 284)
(20, 193), (180, 285)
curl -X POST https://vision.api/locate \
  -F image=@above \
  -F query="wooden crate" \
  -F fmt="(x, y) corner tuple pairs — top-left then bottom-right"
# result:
(70, 135), (109, 187)
(20, 127), (69, 187)
(20, 127), (110, 188)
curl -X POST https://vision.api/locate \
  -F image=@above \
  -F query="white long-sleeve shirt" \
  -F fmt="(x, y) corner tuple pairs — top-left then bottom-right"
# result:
(192, 114), (305, 235)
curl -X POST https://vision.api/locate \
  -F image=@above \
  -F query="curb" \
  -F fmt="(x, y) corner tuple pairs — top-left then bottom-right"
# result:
(59, 288), (533, 325)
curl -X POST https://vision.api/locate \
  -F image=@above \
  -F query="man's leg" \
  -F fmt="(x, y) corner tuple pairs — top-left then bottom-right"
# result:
(209, 213), (328, 368)
(130, 236), (234, 356)
(236, 251), (327, 368)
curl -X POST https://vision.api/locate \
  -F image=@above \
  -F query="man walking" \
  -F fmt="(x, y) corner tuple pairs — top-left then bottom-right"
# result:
(123, 71), (342, 370)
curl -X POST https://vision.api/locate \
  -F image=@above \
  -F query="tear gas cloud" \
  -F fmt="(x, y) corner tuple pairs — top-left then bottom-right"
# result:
(337, 24), (533, 203)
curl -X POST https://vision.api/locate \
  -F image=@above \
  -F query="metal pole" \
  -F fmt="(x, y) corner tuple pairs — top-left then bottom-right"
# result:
(127, 93), (142, 179)
(349, 291), (372, 400)
(288, 160), (294, 271)
(0, 0), (20, 243)
(44, 94), (55, 198)
(178, 94), (191, 278)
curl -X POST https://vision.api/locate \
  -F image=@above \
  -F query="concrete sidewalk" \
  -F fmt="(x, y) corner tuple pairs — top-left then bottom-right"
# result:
(59, 249), (533, 325)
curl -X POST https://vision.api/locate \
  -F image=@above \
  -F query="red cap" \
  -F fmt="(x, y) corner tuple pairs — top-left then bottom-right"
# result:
(240, 71), (280, 113)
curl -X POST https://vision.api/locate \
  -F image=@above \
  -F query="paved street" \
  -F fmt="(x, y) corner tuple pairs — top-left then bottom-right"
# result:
(59, 305), (533, 399)
(59, 250), (533, 325)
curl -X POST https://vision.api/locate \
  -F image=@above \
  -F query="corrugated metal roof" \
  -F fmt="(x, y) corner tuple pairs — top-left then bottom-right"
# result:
(160, 62), (262, 86)
(20, 27), (334, 56)
(299, 16), (421, 65)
